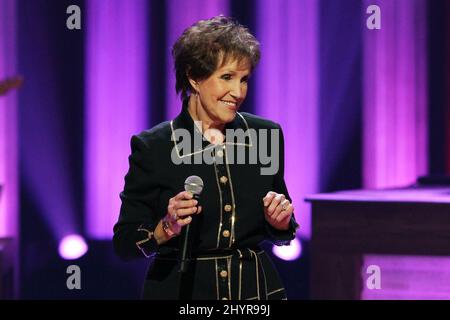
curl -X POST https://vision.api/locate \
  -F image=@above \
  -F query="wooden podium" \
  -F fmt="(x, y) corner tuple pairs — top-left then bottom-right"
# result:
(306, 186), (450, 299)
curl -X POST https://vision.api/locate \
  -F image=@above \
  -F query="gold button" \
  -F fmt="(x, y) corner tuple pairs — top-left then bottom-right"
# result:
(220, 270), (228, 278)
(224, 204), (232, 212)
(222, 230), (230, 238)
(216, 150), (224, 157)
(220, 176), (228, 184)
(221, 297), (228, 300)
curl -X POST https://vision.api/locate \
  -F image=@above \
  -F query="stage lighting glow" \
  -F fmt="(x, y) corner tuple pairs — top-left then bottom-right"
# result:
(272, 237), (302, 261)
(58, 235), (88, 260)
(86, 0), (148, 239)
(256, 0), (319, 240)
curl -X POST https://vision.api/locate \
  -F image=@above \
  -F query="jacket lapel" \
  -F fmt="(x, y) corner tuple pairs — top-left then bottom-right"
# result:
(170, 98), (252, 158)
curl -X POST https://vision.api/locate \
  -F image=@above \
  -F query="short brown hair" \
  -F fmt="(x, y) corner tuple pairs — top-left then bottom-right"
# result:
(172, 15), (260, 100)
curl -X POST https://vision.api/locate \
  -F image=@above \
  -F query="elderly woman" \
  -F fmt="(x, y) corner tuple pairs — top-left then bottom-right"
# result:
(113, 15), (298, 300)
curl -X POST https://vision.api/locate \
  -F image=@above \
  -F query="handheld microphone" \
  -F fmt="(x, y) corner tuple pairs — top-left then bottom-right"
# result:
(179, 175), (204, 273)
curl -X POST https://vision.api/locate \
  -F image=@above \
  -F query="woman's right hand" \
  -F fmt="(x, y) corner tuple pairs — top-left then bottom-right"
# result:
(165, 191), (202, 236)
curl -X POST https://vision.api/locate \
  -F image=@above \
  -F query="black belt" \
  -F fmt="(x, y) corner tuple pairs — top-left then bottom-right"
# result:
(155, 247), (262, 260)
(155, 248), (267, 300)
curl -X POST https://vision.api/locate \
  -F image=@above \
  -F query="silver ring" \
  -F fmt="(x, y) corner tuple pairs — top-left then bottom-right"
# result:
(281, 201), (289, 211)
(172, 211), (178, 220)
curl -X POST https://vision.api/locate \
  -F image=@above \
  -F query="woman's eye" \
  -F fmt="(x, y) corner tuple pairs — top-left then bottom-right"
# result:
(241, 77), (249, 83)
(221, 74), (232, 80)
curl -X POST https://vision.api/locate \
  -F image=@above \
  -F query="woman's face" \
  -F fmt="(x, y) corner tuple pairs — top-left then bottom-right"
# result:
(192, 58), (251, 125)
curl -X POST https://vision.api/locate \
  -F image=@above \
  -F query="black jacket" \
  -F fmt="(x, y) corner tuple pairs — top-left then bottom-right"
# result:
(113, 99), (298, 300)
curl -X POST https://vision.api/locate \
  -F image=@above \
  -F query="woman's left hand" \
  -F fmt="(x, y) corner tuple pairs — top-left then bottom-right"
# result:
(263, 191), (294, 231)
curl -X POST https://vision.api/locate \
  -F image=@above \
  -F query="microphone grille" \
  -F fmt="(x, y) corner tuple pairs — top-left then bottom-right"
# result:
(184, 175), (204, 195)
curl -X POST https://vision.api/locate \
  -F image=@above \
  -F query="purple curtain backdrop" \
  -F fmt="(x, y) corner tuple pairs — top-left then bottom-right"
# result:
(0, 0), (19, 299)
(256, 0), (319, 239)
(361, 0), (432, 300)
(363, 0), (428, 188)
(0, 0), (18, 239)
(85, 0), (149, 238)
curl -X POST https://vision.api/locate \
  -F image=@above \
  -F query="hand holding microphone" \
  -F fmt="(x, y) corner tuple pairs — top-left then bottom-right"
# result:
(159, 176), (204, 273)
(160, 175), (203, 237)
(179, 176), (204, 273)
(164, 190), (202, 237)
